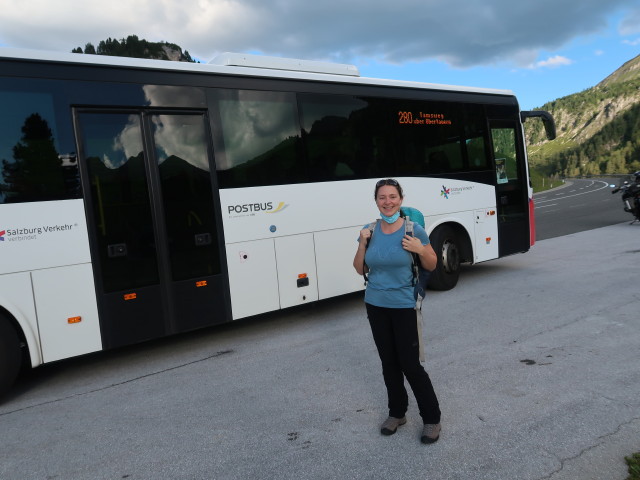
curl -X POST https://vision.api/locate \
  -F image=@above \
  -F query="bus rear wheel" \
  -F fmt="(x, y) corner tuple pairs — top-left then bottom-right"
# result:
(0, 317), (22, 398)
(428, 225), (461, 291)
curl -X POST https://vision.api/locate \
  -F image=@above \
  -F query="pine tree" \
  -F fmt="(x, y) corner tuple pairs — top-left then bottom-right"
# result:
(1, 113), (65, 202)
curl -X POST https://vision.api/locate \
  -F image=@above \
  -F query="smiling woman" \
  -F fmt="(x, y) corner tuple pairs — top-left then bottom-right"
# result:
(353, 178), (441, 444)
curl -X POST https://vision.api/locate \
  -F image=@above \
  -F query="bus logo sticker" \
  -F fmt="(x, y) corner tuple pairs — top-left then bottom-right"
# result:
(440, 185), (474, 199)
(265, 202), (288, 213)
(0, 224), (77, 243)
(227, 201), (289, 218)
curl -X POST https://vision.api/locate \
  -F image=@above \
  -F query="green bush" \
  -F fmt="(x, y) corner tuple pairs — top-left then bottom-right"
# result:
(626, 452), (640, 480)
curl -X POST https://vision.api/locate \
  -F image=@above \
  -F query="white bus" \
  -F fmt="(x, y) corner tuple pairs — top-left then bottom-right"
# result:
(0, 49), (555, 396)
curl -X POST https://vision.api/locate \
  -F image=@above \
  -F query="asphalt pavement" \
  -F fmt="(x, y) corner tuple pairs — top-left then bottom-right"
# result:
(534, 178), (633, 241)
(1, 222), (640, 480)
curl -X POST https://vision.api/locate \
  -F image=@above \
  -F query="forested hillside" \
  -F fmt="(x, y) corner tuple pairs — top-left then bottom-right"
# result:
(525, 54), (640, 177)
(71, 35), (195, 62)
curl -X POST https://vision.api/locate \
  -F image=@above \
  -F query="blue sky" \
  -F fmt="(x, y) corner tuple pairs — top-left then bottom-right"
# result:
(0, 0), (638, 110)
(356, 9), (640, 109)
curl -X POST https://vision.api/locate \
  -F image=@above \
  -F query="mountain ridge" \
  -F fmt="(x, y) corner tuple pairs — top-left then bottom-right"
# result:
(598, 54), (640, 87)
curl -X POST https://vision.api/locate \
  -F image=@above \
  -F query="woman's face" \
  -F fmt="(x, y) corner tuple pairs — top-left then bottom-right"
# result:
(375, 185), (403, 217)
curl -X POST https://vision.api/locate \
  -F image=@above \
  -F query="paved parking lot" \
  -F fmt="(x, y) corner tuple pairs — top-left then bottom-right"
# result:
(1, 223), (639, 479)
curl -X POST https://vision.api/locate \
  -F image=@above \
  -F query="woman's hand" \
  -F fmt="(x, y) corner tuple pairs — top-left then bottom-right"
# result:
(401, 234), (423, 253)
(353, 228), (372, 275)
(358, 228), (372, 246)
(403, 235), (437, 271)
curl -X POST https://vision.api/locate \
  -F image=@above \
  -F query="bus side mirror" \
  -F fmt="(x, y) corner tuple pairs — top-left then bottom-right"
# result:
(521, 110), (556, 141)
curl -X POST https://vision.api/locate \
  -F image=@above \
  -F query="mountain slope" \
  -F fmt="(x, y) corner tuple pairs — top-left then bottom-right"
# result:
(598, 54), (640, 86)
(525, 54), (640, 176)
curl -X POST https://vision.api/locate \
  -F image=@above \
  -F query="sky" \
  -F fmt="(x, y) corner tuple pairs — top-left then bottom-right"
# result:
(0, 0), (639, 109)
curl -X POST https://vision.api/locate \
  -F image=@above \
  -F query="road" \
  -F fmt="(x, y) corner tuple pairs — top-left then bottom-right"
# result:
(534, 178), (632, 240)
(1, 183), (639, 480)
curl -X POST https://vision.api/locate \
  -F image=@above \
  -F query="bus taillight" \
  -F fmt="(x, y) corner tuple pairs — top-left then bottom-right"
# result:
(529, 198), (536, 246)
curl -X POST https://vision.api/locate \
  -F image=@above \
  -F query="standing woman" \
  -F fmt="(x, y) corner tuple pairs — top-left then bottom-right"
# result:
(353, 178), (442, 444)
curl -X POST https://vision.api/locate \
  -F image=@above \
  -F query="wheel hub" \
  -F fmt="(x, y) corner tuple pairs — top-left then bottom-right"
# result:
(441, 239), (460, 274)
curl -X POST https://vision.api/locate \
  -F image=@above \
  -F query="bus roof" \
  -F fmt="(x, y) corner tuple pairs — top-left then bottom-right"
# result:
(0, 47), (515, 98)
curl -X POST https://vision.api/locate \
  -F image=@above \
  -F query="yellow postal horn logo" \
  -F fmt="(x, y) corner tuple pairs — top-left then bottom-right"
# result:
(265, 202), (289, 213)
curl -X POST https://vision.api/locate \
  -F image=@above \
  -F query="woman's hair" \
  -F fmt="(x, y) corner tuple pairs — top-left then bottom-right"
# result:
(374, 178), (404, 199)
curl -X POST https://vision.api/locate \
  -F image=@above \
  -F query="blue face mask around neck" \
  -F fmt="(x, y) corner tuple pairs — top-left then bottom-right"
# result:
(380, 211), (401, 224)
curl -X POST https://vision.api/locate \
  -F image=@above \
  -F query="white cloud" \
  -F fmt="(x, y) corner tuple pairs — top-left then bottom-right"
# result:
(622, 38), (640, 46)
(533, 55), (574, 69)
(0, 0), (637, 68)
(619, 8), (640, 35)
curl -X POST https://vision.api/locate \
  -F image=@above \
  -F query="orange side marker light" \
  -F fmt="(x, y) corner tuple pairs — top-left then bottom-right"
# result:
(68, 316), (82, 324)
(124, 293), (137, 301)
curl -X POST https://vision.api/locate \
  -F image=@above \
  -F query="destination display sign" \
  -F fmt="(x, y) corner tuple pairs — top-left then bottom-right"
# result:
(398, 111), (452, 126)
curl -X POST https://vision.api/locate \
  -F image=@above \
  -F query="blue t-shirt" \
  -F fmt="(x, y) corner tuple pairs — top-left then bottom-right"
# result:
(363, 220), (430, 308)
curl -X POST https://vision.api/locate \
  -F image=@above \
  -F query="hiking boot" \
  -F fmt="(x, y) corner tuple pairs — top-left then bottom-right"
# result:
(380, 416), (407, 435)
(421, 423), (441, 444)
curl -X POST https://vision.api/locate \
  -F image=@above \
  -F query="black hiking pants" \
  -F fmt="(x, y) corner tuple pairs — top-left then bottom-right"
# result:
(366, 303), (441, 424)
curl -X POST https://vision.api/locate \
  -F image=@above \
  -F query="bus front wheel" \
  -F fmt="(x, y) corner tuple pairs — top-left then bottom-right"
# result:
(0, 317), (22, 398)
(428, 225), (461, 291)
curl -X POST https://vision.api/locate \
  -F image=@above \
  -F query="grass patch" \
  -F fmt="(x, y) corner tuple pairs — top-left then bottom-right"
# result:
(529, 167), (564, 193)
(626, 452), (640, 480)
(528, 137), (579, 159)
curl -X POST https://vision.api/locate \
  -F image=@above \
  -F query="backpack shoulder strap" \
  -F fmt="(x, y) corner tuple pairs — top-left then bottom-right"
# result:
(403, 219), (420, 287)
(363, 219), (380, 284)
(404, 218), (414, 236)
(366, 219), (380, 245)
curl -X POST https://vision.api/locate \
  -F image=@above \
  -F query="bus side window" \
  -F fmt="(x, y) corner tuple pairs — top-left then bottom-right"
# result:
(214, 90), (304, 189)
(426, 151), (449, 173)
(0, 84), (80, 204)
(491, 128), (518, 182)
(463, 106), (491, 170)
(393, 100), (465, 176)
(466, 136), (489, 169)
(298, 94), (393, 182)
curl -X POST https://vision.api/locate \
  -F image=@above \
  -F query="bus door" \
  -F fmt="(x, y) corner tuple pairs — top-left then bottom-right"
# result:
(489, 120), (530, 256)
(74, 109), (229, 349)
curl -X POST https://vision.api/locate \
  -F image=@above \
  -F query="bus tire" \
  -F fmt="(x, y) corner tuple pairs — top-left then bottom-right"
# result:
(0, 317), (22, 398)
(428, 225), (461, 291)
